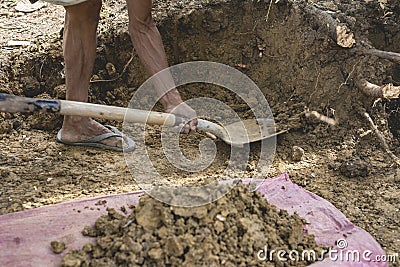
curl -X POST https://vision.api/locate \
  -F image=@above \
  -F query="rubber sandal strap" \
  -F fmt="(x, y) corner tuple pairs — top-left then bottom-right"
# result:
(57, 125), (135, 153)
(82, 131), (121, 143)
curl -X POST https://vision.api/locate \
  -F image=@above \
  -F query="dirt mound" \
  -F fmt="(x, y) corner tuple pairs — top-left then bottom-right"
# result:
(60, 183), (325, 267)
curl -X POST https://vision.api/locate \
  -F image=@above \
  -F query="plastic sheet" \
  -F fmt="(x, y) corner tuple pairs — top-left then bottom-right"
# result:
(0, 173), (388, 266)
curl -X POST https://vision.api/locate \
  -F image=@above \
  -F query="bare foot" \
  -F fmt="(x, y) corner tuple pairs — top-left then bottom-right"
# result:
(60, 116), (123, 148)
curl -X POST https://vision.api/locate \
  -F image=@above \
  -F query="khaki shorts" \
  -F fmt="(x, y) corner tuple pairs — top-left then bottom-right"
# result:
(30, 0), (87, 6)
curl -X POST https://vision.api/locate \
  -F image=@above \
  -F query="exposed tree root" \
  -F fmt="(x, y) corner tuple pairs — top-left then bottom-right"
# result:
(362, 48), (400, 65)
(301, 4), (400, 66)
(302, 4), (355, 48)
(356, 79), (400, 99)
(305, 110), (337, 126)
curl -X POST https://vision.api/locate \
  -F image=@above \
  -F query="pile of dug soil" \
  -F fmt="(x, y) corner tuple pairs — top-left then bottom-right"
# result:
(61, 183), (326, 267)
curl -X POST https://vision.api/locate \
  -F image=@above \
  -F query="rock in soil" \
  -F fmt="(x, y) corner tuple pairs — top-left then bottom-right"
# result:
(292, 146), (305, 162)
(20, 76), (41, 97)
(339, 159), (369, 178)
(60, 183), (326, 267)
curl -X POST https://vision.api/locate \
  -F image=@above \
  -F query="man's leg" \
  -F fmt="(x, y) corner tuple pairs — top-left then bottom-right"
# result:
(126, 0), (197, 132)
(60, 0), (122, 148)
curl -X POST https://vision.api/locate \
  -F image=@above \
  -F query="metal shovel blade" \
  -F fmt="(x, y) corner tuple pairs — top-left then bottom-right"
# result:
(221, 118), (280, 146)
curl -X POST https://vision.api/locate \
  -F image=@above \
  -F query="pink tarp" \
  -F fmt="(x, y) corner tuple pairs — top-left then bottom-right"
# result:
(0, 173), (388, 266)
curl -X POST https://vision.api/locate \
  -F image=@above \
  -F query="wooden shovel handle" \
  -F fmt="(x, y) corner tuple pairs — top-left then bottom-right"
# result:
(0, 93), (185, 126)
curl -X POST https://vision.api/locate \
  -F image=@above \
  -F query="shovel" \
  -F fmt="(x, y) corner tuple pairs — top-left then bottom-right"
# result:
(0, 93), (282, 146)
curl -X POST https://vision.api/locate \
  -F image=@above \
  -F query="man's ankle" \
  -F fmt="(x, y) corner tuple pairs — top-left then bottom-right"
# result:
(63, 115), (89, 125)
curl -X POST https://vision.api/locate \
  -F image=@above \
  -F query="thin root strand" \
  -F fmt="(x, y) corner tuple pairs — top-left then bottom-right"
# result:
(363, 112), (400, 167)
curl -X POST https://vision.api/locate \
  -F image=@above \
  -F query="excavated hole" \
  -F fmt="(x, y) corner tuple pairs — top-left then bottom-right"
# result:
(4, 0), (399, 182)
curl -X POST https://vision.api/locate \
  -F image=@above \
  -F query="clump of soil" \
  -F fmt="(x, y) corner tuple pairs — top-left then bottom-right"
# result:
(51, 240), (67, 254)
(61, 183), (325, 267)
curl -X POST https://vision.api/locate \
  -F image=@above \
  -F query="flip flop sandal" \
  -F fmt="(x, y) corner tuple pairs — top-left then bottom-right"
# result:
(57, 125), (135, 153)
(30, 0), (87, 7)
(15, 1), (46, 13)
